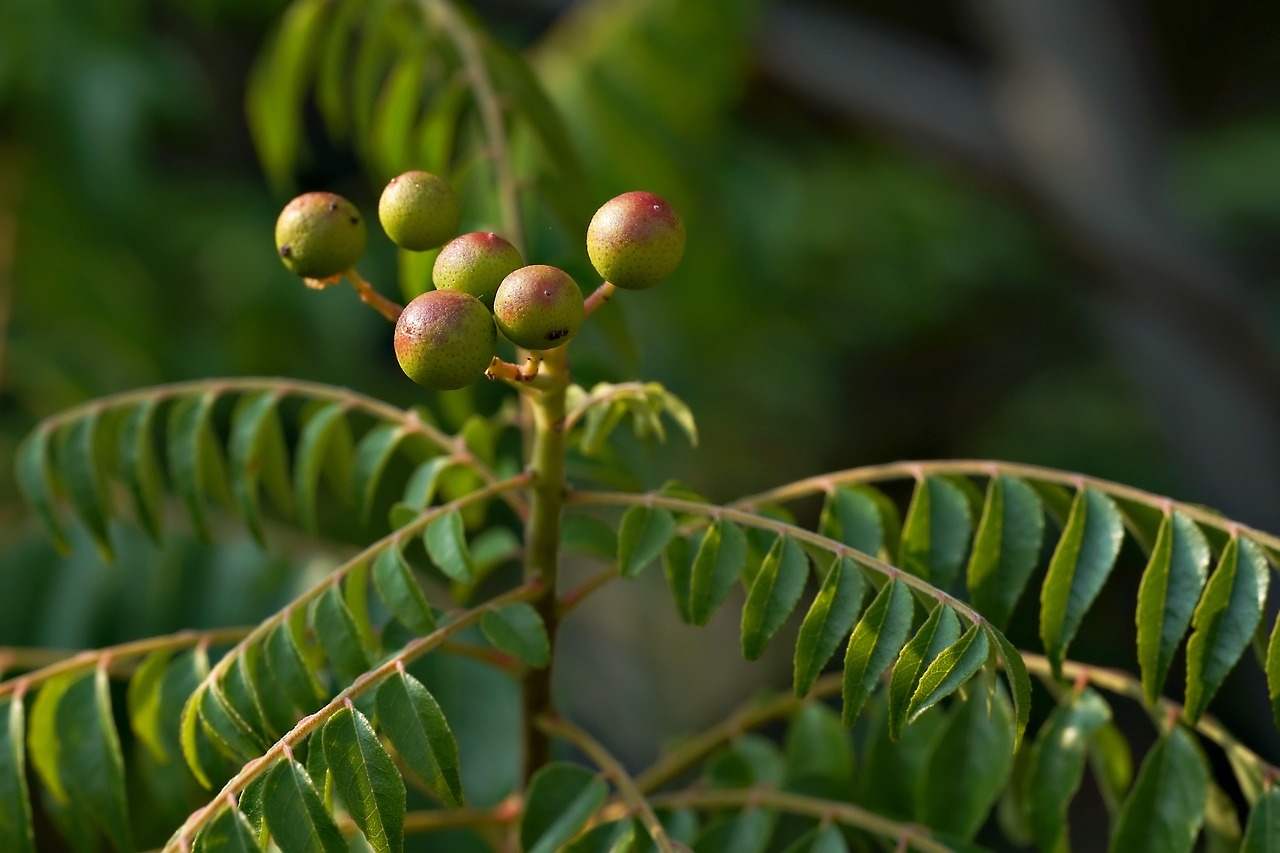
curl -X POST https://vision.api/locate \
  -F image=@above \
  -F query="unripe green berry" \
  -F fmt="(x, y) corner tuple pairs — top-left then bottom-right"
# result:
(493, 265), (583, 351)
(433, 232), (524, 309)
(379, 170), (461, 251)
(275, 192), (367, 279)
(586, 191), (685, 290)
(394, 290), (496, 390)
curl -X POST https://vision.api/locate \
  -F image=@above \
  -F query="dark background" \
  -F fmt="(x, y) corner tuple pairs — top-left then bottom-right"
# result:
(2, 0), (1278, 847)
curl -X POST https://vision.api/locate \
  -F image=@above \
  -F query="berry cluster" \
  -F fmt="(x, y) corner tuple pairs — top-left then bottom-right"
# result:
(275, 172), (685, 390)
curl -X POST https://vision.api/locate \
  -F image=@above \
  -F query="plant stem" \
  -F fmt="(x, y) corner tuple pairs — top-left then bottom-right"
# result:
(345, 269), (403, 322)
(538, 714), (675, 853)
(521, 347), (570, 779)
(647, 788), (954, 853)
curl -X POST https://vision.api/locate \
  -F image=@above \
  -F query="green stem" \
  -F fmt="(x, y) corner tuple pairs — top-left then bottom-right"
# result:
(538, 714), (675, 853)
(731, 459), (1280, 558)
(522, 347), (570, 779)
(647, 788), (954, 853)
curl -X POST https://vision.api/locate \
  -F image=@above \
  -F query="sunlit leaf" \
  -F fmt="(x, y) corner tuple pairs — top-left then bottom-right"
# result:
(1185, 537), (1269, 723)
(887, 604), (960, 740)
(987, 625), (1031, 751)
(899, 476), (972, 590)
(376, 670), (463, 807)
(793, 555), (866, 697)
(907, 623), (989, 724)
(56, 670), (133, 852)
(1135, 512), (1211, 704)
(966, 476), (1044, 629)
(819, 486), (885, 557)
(262, 758), (346, 853)
(842, 578), (914, 726)
(742, 536), (809, 660)
(1039, 487), (1124, 675)
(321, 705), (406, 853)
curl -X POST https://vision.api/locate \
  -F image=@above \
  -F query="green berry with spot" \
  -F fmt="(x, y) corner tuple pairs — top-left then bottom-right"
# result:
(493, 265), (583, 350)
(394, 290), (496, 390)
(379, 170), (461, 251)
(586, 191), (685, 290)
(433, 232), (524, 309)
(275, 192), (367, 279)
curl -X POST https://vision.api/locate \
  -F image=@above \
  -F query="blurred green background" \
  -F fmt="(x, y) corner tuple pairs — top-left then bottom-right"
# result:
(2, 0), (1279, 846)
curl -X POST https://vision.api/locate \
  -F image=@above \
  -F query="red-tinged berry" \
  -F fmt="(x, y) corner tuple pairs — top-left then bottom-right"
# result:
(586, 191), (684, 290)
(379, 170), (461, 251)
(275, 192), (366, 280)
(394, 290), (496, 390)
(493, 265), (583, 350)
(433, 232), (524, 309)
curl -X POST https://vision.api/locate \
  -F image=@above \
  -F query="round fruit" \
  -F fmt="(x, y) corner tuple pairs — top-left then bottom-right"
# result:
(378, 170), (461, 251)
(275, 192), (367, 279)
(394, 290), (496, 390)
(493, 265), (583, 350)
(433, 232), (524, 309)
(585, 191), (684, 290)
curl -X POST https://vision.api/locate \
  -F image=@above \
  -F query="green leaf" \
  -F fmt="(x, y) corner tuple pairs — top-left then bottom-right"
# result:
(60, 410), (114, 558)
(819, 485), (886, 556)
(783, 702), (853, 789)
(425, 509), (474, 583)
(987, 624), (1031, 751)
(264, 620), (326, 715)
(373, 548), (437, 635)
(916, 686), (1015, 839)
(1039, 487), (1124, 675)
(229, 392), (293, 546)
(262, 758), (346, 853)
(195, 807), (264, 853)
(1204, 783), (1242, 853)
(562, 514), (618, 561)
(400, 456), (455, 511)
(1185, 537), (1270, 723)
(370, 55), (425, 179)
(1242, 788), (1280, 853)
(376, 670), (463, 807)
(688, 520), (747, 625)
(899, 476), (972, 590)
(887, 604), (960, 740)
(662, 536), (693, 622)
(240, 643), (295, 743)
(520, 762), (609, 853)
(1109, 727), (1209, 853)
(117, 399), (165, 542)
(1268, 613), (1280, 729)
(353, 423), (409, 525)
(793, 555), (866, 697)
(28, 673), (76, 804)
(742, 537), (810, 660)
(618, 506), (676, 578)
(312, 584), (373, 684)
(128, 649), (173, 762)
(246, 0), (329, 188)
(781, 824), (848, 853)
(1136, 512), (1211, 704)
(0, 699), (33, 853)
(859, 692), (946, 819)
(1024, 688), (1113, 852)
(15, 427), (69, 551)
(56, 670), (133, 852)
(966, 476), (1044, 629)
(482, 602), (551, 668)
(199, 682), (270, 764)
(692, 809), (776, 853)
(167, 391), (230, 542)
(564, 818), (638, 853)
(1089, 722), (1134, 817)
(294, 402), (354, 534)
(321, 705), (406, 853)
(907, 623), (990, 724)
(841, 578), (914, 726)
